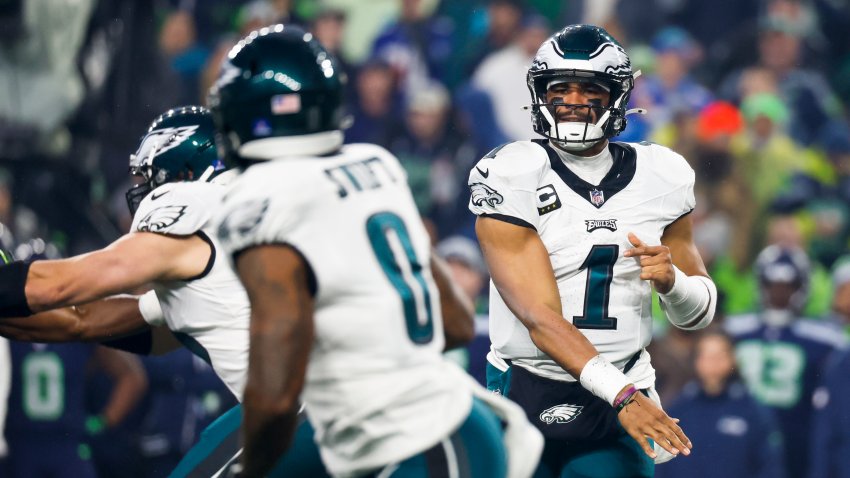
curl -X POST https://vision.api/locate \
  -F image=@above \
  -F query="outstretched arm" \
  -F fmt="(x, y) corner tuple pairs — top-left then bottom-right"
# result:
(431, 252), (475, 350)
(236, 244), (314, 478)
(0, 296), (149, 343)
(23, 232), (211, 313)
(0, 294), (181, 356)
(476, 216), (690, 459)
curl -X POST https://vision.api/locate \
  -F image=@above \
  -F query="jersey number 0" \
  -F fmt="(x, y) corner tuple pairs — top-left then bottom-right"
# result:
(367, 212), (434, 344)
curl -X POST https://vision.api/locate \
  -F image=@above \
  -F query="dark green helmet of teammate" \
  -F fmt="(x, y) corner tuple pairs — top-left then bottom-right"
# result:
(125, 106), (226, 215)
(207, 24), (348, 166)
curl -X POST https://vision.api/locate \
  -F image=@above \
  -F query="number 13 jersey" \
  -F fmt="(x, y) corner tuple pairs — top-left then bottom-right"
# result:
(469, 140), (695, 389)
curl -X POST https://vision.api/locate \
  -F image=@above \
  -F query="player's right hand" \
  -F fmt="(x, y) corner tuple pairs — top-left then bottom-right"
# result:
(617, 392), (692, 459)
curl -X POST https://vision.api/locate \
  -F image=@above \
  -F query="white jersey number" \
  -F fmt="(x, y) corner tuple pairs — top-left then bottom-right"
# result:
(366, 212), (434, 344)
(22, 352), (64, 420)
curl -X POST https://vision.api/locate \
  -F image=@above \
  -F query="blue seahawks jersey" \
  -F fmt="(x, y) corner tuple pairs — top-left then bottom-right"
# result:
(6, 342), (96, 441)
(725, 314), (846, 478)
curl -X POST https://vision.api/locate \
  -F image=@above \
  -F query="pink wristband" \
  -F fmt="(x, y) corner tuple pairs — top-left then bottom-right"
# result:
(613, 385), (638, 411)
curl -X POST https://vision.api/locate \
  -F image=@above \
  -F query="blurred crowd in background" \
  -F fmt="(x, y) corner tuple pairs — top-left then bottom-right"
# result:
(1, 0), (850, 476)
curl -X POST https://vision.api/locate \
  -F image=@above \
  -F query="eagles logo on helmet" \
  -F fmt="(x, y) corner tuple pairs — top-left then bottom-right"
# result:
(125, 106), (226, 215)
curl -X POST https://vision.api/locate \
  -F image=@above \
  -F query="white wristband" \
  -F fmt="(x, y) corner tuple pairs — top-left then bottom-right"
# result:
(579, 355), (631, 406)
(138, 290), (165, 327)
(658, 266), (717, 330)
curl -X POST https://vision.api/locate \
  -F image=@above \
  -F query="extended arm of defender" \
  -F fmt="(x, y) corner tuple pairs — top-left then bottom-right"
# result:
(0, 295), (181, 356)
(236, 245), (315, 478)
(23, 232), (211, 313)
(431, 252), (475, 350)
(0, 296), (150, 343)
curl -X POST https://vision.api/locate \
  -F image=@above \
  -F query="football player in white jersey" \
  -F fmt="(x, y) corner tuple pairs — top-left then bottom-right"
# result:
(0, 106), (334, 477)
(209, 25), (543, 478)
(0, 104), (494, 477)
(468, 24), (718, 477)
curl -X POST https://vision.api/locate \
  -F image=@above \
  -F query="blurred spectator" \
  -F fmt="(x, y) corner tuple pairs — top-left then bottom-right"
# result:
(158, 9), (210, 105)
(436, 236), (490, 385)
(5, 342), (147, 478)
(772, 122), (850, 269)
(370, 0), (455, 95)
(718, 0), (843, 146)
(646, 325), (698, 407)
(459, 0), (525, 77)
(345, 59), (402, 148)
(687, 102), (753, 270)
(0, 337), (8, 466)
(471, 14), (551, 141)
(136, 350), (236, 478)
(0, 0), (96, 160)
(310, 6), (352, 80)
(725, 245), (845, 478)
(655, 330), (786, 478)
(633, 27), (713, 131)
(387, 81), (477, 238)
(809, 256), (850, 478)
(808, 346), (850, 478)
(730, 93), (815, 213)
(824, 257), (850, 330)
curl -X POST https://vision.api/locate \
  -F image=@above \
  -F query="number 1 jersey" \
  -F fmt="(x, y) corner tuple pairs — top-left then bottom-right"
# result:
(468, 140), (695, 389)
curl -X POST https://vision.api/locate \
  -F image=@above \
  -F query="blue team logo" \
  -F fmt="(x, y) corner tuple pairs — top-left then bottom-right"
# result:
(470, 182), (504, 208)
(590, 189), (605, 207)
(540, 404), (583, 424)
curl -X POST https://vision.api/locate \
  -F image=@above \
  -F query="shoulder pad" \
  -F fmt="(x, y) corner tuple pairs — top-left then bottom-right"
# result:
(469, 141), (548, 185)
(792, 320), (848, 349)
(723, 313), (761, 336)
(131, 182), (222, 235)
(634, 142), (695, 182)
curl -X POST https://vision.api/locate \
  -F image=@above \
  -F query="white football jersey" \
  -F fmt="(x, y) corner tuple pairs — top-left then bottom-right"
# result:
(216, 144), (472, 476)
(469, 140), (695, 389)
(131, 179), (250, 399)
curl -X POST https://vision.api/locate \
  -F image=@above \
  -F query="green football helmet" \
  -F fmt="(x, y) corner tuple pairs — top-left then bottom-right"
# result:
(527, 24), (642, 151)
(125, 105), (225, 215)
(208, 24), (348, 165)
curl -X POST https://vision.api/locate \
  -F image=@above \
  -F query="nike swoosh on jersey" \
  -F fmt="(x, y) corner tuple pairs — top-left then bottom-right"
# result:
(151, 191), (169, 201)
(476, 166), (490, 178)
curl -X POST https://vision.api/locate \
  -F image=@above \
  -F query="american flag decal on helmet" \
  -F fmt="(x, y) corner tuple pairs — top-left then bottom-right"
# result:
(271, 93), (301, 114)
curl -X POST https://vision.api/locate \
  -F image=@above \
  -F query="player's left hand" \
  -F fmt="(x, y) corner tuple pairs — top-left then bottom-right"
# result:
(624, 233), (675, 294)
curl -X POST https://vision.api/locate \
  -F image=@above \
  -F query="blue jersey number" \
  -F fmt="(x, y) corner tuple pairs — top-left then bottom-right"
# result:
(573, 245), (619, 330)
(366, 212), (434, 344)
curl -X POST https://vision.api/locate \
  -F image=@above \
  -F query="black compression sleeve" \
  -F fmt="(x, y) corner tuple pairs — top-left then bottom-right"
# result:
(0, 261), (33, 318)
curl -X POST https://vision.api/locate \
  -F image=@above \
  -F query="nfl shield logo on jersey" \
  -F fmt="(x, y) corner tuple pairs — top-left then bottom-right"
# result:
(590, 189), (605, 207)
